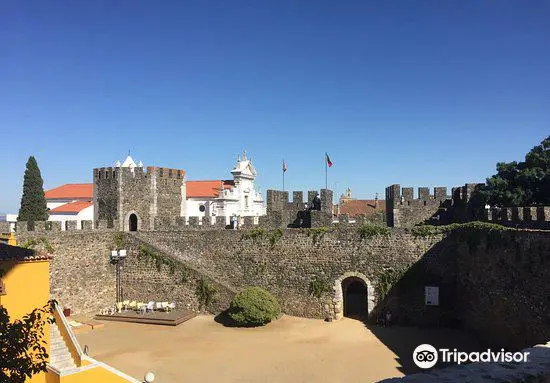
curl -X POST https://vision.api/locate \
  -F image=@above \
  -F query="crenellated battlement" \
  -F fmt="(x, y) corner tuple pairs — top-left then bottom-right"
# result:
(94, 167), (120, 180)
(385, 184), (450, 207)
(385, 183), (487, 227)
(15, 219), (119, 233)
(265, 189), (333, 228)
(267, 189), (320, 212)
(485, 206), (550, 229)
(93, 166), (186, 181)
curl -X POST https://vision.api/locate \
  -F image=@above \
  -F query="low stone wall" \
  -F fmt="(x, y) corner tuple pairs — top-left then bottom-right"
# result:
(17, 231), (117, 315)
(380, 340), (550, 383)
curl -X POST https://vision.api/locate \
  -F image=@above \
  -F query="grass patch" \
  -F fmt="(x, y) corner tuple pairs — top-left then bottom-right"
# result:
(358, 223), (390, 239)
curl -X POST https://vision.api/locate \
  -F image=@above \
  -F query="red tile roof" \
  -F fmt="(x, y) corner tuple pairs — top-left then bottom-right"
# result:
(45, 184), (93, 200)
(339, 199), (386, 218)
(0, 243), (53, 261)
(186, 180), (234, 198)
(49, 201), (93, 214)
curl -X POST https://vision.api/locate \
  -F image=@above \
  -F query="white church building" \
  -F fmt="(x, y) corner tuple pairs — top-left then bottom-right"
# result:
(185, 151), (265, 222)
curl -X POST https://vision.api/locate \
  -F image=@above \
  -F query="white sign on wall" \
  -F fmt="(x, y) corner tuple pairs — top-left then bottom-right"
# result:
(425, 286), (439, 306)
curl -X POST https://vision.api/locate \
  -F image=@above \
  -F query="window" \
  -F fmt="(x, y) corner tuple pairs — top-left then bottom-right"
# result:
(244, 196), (249, 209)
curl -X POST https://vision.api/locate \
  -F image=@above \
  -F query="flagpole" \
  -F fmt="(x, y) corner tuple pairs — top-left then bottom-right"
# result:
(283, 160), (285, 191)
(325, 154), (328, 190)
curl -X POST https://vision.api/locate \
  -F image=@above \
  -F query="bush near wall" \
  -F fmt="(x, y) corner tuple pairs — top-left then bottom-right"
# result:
(228, 287), (281, 327)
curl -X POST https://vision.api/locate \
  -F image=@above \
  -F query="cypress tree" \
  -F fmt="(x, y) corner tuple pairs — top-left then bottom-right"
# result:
(18, 156), (48, 222)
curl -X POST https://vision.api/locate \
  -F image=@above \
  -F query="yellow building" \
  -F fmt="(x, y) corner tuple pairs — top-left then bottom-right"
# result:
(0, 243), (141, 383)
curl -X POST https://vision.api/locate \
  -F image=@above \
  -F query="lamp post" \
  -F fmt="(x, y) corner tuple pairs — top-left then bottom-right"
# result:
(110, 249), (127, 303)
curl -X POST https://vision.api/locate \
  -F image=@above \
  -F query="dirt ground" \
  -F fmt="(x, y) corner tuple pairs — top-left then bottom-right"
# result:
(76, 315), (485, 383)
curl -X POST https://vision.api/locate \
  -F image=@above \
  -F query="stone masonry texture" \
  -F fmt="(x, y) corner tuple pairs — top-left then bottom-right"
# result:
(17, 231), (117, 315)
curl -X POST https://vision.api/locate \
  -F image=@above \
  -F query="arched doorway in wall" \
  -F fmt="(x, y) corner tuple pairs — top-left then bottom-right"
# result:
(342, 277), (368, 318)
(330, 272), (375, 321)
(129, 214), (138, 232)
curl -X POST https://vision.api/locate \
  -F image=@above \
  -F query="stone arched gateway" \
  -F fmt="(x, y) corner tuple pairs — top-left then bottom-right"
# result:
(327, 272), (375, 321)
(124, 211), (141, 232)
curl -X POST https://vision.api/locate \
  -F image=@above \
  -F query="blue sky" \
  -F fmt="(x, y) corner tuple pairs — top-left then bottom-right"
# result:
(1, 1), (549, 213)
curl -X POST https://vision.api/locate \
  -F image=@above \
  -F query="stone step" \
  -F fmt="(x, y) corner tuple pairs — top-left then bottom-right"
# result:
(48, 322), (77, 371)
(53, 359), (76, 371)
(50, 343), (68, 353)
(51, 355), (73, 364)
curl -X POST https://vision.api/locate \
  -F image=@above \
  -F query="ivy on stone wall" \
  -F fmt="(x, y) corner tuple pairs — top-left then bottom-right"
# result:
(409, 221), (511, 238)
(269, 228), (283, 247)
(139, 245), (190, 277)
(375, 267), (407, 302)
(20, 237), (54, 253)
(409, 221), (515, 254)
(358, 223), (390, 239)
(308, 276), (329, 298)
(113, 232), (123, 250)
(196, 278), (218, 309)
(241, 228), (284, 248)
(306, 227), (332, 245)
(241, 228), (267, 242)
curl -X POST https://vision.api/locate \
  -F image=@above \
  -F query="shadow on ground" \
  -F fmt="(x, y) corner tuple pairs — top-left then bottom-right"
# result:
(346, 316), (488, 376)
(214, 310), (238, 327)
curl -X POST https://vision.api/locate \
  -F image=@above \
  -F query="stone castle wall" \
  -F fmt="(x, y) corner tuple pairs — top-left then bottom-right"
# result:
(376, 229), (550, 350)
(15, 224), (550, 352)
(16, 231), (117, 315)
(128, 229), (439, 319)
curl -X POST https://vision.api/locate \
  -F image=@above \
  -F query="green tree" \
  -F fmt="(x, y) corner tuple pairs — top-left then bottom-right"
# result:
(479, 136), (550, 207)
(0, 302), (54, 383)
(18, 156), (48, 222)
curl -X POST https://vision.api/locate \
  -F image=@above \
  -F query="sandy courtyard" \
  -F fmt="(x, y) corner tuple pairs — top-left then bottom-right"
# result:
(76, 315), (484, 383)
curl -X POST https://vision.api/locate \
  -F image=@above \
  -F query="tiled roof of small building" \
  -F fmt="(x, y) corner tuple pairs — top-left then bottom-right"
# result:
(186, 180), (234, 198)
(49, 201), (93, 214)
(45, 184), (93, 200)
(0, 243), (53, 261)
(339, 199), (386, 218)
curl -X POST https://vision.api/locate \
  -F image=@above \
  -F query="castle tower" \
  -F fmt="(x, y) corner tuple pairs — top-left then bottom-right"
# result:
(93, 156), (186, 231)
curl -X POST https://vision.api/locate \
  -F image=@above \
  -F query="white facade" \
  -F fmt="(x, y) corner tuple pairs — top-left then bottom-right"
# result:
(186, 152), (265, 221)
(49, 205), (94, 229)
(3, 214), (17, 232)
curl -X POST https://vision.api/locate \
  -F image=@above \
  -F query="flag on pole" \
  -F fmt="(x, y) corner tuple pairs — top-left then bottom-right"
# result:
(282, 160), (287, 173)
(325, 153), (333, 167)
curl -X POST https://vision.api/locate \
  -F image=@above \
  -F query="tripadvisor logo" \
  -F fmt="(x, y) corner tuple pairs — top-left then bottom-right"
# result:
(413, 344), (530, 369)
(413, 344), (438, 369)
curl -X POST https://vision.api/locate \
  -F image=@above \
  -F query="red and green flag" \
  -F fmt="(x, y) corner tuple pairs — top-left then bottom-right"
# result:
(325, 153), (333, 167)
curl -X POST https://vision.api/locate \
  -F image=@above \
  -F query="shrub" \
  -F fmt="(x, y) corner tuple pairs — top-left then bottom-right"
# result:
(228, 287), (281, 327)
